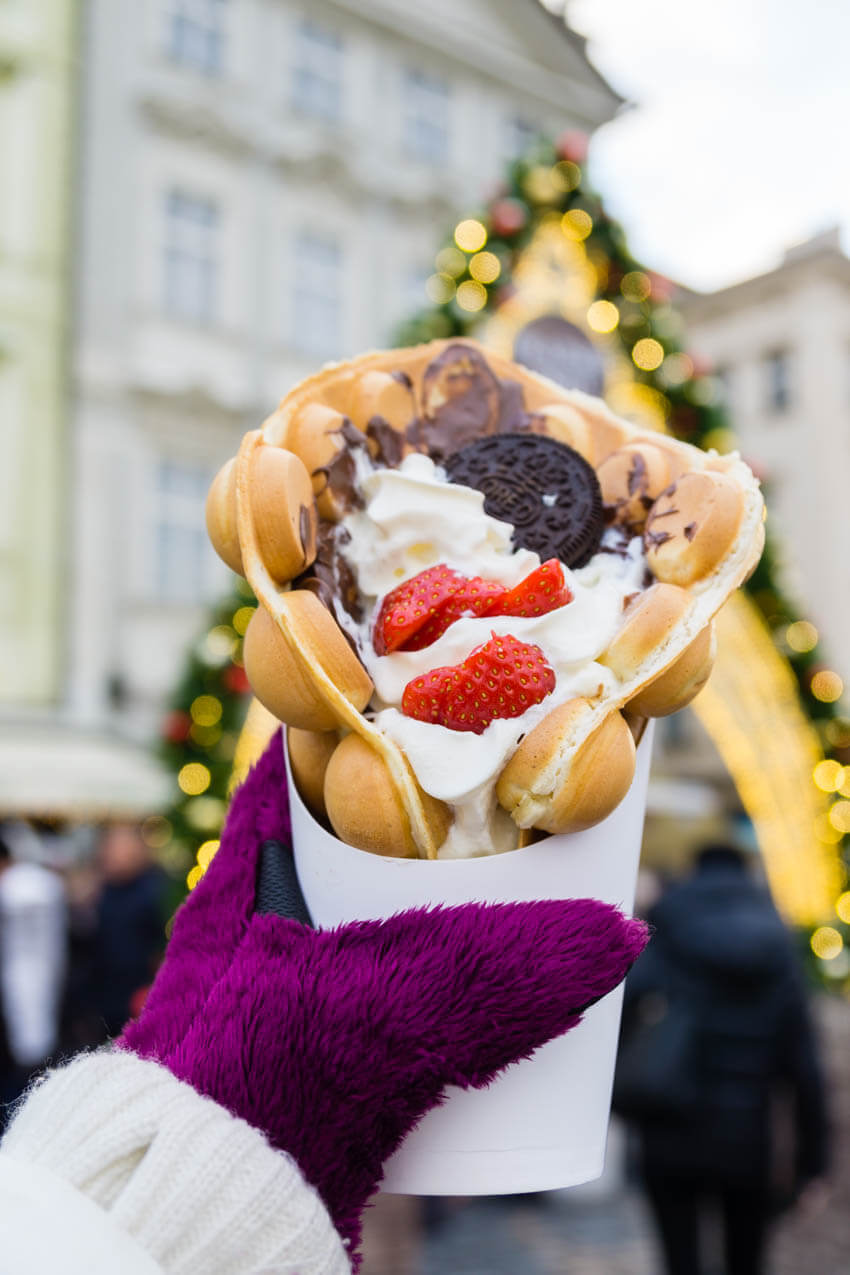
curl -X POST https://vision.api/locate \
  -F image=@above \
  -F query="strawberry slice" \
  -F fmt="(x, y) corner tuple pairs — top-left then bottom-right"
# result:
(401, 632), (556, 734)
(404, 575), (507, 650)
(490, 559), (572, 619)
(373, 564), (461, 655)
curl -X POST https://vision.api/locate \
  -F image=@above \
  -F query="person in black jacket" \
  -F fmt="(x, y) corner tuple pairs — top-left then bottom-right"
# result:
(616, 844), (830, 1275)
(91, 823), (169, 1037)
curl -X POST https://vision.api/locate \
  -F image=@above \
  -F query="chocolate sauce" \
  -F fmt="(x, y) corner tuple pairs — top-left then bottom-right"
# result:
(644, 529), (672, 548)
(298, 503), (317, 566)
(684, 522), (697, 541)
(366, 416), (407, 468)
(294, 523), (363, 626)
(412, 344), (538, 462)
(626, 452), (647, 497)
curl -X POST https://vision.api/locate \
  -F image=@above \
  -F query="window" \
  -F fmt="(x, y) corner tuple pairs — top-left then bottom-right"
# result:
(403, 68), (450, 164)
(292, 231), (342, 359)
(167, 0), (226, 75)
(764, 349), (790, 413)
(155, 461), (222, 601)
(163, 190), (218, 324)
(292, 19), (343, 121)
(506, 114), (538, 160)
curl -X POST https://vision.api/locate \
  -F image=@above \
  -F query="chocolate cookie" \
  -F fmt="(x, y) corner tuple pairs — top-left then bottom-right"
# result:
(445, 433), (604, 568)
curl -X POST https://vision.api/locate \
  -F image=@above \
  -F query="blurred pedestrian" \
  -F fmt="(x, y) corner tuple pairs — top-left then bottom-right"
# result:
(614, 843), (830, 1275)
(92, 823), (169, 1037)
(0, 827), (67, 1130)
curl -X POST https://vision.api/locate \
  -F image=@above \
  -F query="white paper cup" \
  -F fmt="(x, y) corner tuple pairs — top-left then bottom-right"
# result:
(285, 723), (653, 1196)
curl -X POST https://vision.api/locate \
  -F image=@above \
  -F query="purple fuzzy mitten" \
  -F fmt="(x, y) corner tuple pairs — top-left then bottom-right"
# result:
(122, 732), (647, 1262)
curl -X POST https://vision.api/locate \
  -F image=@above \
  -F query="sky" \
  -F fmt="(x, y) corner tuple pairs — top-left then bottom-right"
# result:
(566, 0), (850, 291)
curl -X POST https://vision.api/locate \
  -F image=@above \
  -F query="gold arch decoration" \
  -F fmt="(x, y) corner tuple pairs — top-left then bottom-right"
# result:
(481, 218), (842, 926)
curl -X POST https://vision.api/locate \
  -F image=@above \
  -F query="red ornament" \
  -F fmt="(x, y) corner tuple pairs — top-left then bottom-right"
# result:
(163, 710), (192, 744)
(224, 663), (251, 695)
(556, 130), (588, 165)
(489, 198), (527, 238)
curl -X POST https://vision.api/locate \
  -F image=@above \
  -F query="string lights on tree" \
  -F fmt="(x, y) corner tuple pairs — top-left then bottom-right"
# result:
(156, 133), (848, 984)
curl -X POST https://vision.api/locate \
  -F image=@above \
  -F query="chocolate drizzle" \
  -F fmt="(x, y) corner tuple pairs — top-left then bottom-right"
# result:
(366, 416), (407, 468)
(410, 344), (538, 462)
(627, 452), (647, 497)
(644, 529), (672, 549)
(298, 503), (317, 567)
(294, 523), (363, 627)
(312, 417), (366, 515)
(684, 521), (697, 542)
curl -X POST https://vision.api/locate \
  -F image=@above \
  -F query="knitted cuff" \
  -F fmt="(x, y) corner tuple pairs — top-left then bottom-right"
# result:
(1, 1049), (350, 1275)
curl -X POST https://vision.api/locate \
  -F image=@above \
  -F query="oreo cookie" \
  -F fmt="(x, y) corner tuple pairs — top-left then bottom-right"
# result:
(445, 433), (604, 568)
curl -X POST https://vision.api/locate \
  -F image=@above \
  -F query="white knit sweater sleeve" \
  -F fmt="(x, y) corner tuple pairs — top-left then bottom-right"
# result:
(0, 1050), (351, 1275)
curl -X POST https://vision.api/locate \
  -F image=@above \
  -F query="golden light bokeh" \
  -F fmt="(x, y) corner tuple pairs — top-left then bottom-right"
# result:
(186, 865), (203, 891)
(425, 272), (456, 304)
(810, 926), (844, 960)
(659, 352), (694, 386)
(813, 759), (845, 792)
(178, 762), (211, 796)
(631, 337), (665, 371)
(828, 800), (850, 833)
(811, 670), (844, 703)
(435, 245), (467, 278)
(700, 427), (738, 455)
(190, 721), (222, 748)
(197, 838), (220, 869)
(184, 794), (226, 831)
(469, 251), (501, 284)
(587, 299), (619, 333)
(825, 718), (850, 749)
(551, 160), (581, 192)
(621, 270), (651, 302)
(232, 606), (255, 636)
(785, 620), (819, 653)
(815, 812), (844, 845)
(191, 694), (223, 726)
(454, 219), (487, 253)
(837, 891), (850, 924)
(456, 279), (488, 312)
(561, 208), (593, 241)
(141, 815), (172, 849)
(523, 165), (561, 204)
(200, 625), (237, 665)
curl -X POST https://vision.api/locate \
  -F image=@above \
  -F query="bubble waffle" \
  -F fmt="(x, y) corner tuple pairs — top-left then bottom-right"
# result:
(207, 339), (764, 858)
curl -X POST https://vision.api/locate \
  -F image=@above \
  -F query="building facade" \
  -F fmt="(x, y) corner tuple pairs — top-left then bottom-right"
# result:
(678, 227), (850, 687)
(0, 0), (75, 706)
(1, 0), (621, 813)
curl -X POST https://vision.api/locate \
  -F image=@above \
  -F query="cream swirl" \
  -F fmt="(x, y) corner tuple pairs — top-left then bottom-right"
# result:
(340, 453), (646, 858)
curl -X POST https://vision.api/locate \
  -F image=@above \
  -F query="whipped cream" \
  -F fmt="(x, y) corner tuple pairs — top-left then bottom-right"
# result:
(340, 453), (647, 859)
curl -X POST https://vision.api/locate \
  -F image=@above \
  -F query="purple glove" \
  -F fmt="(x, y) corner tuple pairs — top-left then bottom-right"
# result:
(121, 732), (647, 1262)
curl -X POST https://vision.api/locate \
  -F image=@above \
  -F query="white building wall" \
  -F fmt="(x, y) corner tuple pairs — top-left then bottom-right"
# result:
(66, 0), (619, 746)
(682, 255), (850, 683)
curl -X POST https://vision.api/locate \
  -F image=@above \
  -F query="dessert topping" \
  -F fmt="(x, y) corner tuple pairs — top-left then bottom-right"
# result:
(444, 433), (604, 568)
(373, 560), (572, 655)
(401, 633), (556, 735)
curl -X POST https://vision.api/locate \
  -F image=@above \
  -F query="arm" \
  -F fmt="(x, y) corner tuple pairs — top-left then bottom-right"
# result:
(1, 731), (647, 1273)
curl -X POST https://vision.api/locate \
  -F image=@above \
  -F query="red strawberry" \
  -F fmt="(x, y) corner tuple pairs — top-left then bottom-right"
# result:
(401, 633), (555, 734)
(404, 575), (507, 650)
(491, 559), (572, 619)
(373, 564), (461, 655)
